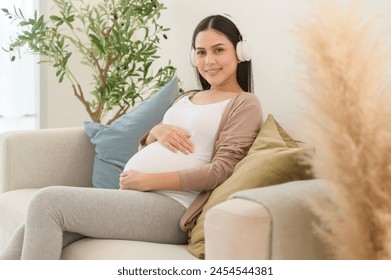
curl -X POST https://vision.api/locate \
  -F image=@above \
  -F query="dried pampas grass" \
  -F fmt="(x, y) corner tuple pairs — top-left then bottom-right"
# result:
(296, 0), (391, 259)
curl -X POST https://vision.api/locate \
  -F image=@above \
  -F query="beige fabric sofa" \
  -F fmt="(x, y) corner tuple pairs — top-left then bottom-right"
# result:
(0, 128), (329, 259)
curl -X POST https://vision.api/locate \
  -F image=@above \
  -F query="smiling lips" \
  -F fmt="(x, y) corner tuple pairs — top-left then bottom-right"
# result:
(205, 68), (221, 76)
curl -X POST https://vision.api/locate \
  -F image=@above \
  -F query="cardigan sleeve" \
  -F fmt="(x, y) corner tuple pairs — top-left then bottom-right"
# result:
(178, 93), (263, 192)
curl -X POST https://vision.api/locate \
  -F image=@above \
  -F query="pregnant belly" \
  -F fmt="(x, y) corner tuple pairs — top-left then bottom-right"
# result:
(123, 141), (208, 173)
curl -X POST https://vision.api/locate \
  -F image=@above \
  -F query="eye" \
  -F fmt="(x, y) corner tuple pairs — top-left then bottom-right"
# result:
(196, 50), (206, 56)
(215, 48), (224, 53)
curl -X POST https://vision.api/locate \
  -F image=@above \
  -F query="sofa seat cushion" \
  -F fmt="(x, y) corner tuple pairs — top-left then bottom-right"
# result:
(0, 188), (40, 249)
(61, 238), (197, 260)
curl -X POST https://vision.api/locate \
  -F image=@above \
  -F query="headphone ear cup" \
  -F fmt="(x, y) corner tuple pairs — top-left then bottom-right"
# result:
(189, 48), (196, 67)
(218, 14), (252, 62)
(236, 40), (252, 62)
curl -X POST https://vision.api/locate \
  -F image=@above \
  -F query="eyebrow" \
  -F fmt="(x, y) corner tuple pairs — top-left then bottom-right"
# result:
(195, 43), (226, 50)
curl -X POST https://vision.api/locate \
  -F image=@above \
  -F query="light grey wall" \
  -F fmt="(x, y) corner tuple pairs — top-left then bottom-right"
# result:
(40, 0), (391, 130)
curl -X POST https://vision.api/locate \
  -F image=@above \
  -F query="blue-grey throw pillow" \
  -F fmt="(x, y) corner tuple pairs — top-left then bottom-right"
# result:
(84, 76), (180, 189)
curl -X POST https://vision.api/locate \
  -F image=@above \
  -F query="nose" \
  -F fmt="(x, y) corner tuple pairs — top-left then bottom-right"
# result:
(205, 53), (216, 65)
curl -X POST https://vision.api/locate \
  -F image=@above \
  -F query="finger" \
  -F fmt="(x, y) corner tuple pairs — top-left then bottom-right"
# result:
(165, 139), (192, 154)
(165, 135), (192, 154)
(163, 141), (178, 153)
(178, 134), (194, 152)
(172, 134), (194, 153)
(119, 175), (129, 189)
(120, 170), (130, 176)
(174, 140), (194, 154)
(119, 179), (130, 190)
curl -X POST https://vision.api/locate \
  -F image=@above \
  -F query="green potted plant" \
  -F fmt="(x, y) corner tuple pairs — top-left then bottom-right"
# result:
(1, 0), (176, 124)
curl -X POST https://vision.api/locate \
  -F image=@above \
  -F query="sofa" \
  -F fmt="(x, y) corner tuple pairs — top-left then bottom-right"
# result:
(0, 127), (330, 259)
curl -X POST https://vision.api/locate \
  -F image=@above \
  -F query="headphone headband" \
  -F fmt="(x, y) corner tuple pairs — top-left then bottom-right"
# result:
(219, 14), (245, 41)
(189, 14), (252, 67)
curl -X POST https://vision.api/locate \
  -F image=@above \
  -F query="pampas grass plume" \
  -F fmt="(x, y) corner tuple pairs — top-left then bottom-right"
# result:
(296, 0), (391, 259)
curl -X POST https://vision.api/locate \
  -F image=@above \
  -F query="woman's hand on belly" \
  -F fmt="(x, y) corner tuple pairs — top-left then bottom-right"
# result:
(148, 124), (194, 154)
(119, 169), (182, 191)
(119, 170), (146, 191)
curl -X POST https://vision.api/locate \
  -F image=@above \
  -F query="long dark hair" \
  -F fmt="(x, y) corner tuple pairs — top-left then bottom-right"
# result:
(191, 15), (253, 92)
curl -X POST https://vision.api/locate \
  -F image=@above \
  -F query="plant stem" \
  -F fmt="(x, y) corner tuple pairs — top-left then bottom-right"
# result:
(106, 104), (130, 125)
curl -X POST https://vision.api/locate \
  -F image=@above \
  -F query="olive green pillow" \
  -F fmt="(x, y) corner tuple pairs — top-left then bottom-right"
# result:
(187, 114), (313, 259)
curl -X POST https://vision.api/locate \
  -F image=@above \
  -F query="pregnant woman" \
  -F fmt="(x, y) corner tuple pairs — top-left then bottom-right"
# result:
(0, 14), (262, 259)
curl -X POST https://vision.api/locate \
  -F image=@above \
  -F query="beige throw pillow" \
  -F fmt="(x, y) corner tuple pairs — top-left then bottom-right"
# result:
(187, 114), (313, 258)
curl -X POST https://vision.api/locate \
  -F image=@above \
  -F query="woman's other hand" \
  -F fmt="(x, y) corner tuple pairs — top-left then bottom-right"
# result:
(119, 170), (147, 191)
(119, 169), (182, 191)
(147, 124), (194, 154)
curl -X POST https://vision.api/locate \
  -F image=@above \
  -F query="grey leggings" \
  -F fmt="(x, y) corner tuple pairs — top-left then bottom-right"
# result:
(0, 186), (188, 260)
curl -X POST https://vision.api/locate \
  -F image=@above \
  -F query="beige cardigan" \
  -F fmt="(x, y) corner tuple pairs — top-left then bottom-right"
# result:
(140, 91), (263, 231)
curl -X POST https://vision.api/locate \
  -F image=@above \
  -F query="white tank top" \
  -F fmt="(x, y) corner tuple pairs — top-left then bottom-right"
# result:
(124, 95), (230, 208)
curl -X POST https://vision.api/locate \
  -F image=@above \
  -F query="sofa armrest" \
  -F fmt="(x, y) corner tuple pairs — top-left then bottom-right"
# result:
(204, 198), (272, 260)
(0, 127), (95, 193)
(204, 179), (330, 260)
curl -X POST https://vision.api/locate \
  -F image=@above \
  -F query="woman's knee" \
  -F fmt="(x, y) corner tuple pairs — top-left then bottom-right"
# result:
(27, 186), (67, 217)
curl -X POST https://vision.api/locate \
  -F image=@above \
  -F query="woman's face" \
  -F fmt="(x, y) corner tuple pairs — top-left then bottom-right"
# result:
(194, 28), (239, 89)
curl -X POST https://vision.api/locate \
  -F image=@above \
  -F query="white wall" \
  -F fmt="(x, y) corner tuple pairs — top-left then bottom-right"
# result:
(159, 0), (312, 130)
(39, 0), (93, 129)
(40, 0), (391, 130)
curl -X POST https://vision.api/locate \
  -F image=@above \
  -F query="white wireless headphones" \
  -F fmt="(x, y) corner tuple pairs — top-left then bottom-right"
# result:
(189, 14), (252, 67)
